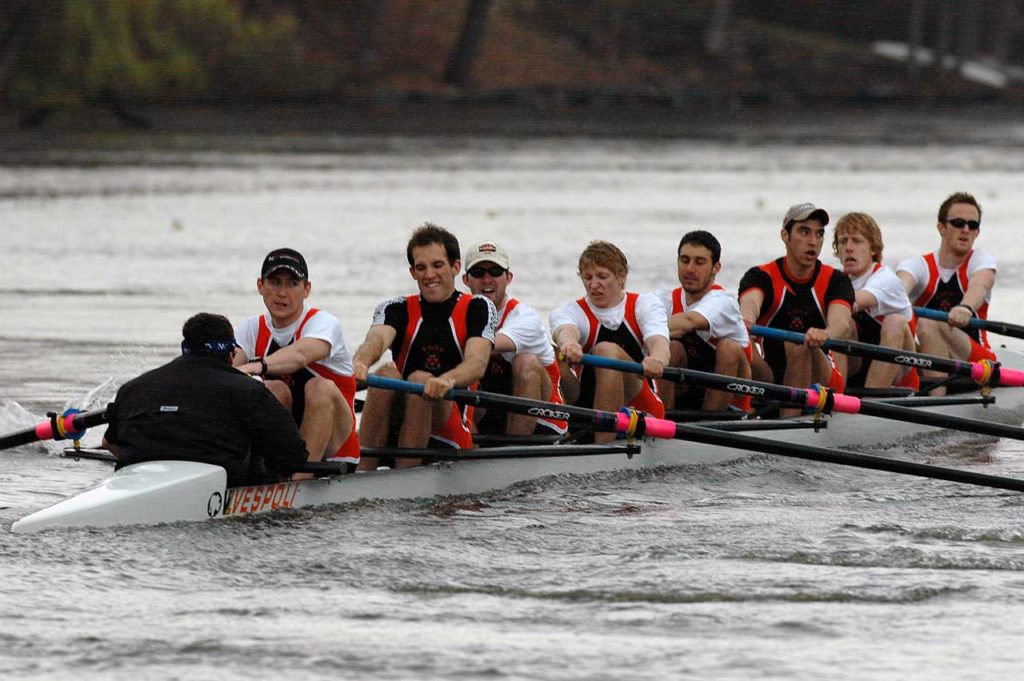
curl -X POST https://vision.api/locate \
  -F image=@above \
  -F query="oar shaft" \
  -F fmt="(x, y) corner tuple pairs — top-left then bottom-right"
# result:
(674, 422), (1024, 493)
(752, 324), (975, 377)
(0, 409), (109, 451)
(914, 306), (1024, 340)
(366, 375), (621, 433)
(580, 352), (1024, 442)
(581, 353), (820, 409)
(751, 325), (1024, 387)
(365, 376), (1024, 494)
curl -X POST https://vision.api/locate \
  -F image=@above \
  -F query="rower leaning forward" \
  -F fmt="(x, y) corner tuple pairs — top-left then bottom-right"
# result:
(550, 240), (670, 444)
(897, 191), (997, 395)
(353, 223), (498, 469)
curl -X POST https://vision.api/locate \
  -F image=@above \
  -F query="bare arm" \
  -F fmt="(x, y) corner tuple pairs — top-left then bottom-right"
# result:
(739, 289), (764, 332)
(896, 270), (916, 296)
(667, 311), (710, 338)
(806, 302), (852, 348)
(492, 331), (517, 355)
(949, 268), (996, 327)
(552, 323), (583, 363)
(642, 334), (670, 378)
(351, 325), (398, 382)
(853, 290), (877, 314)
(238, 337), (331, 377)
(422, 336), (493, 399)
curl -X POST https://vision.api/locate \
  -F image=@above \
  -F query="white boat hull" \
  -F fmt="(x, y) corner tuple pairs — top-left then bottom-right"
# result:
(13, 349), (1024, 533)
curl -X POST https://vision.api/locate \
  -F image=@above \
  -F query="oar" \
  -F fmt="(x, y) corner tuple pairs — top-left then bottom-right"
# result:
(752, 325), (1024, 388)
(365, 375), (1024, 494)
(0, 409), (109, 451)
(913, 306), (1024, 341)
(579, 353), (1024, 442)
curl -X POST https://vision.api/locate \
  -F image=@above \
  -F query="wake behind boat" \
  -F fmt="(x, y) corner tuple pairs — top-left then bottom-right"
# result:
(10, 347), (1024, 534)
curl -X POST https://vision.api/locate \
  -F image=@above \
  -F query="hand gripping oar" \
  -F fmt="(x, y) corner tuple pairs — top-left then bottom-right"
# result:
(365, 375), (1024, 494)
(752, 325), (1024, 388)
(913, 307), (1024, 341)
(579, 354), (1024, 442)
(0, 409), (109, 451)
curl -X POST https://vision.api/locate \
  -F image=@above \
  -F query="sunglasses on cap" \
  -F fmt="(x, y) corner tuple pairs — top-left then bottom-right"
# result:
(944, 217), (980, 231)
(467, 265), (507, 278)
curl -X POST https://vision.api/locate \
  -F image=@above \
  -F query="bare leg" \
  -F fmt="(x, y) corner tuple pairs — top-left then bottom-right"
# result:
(396, 370), (457, 468)
(703, 339), (752, 411)
(299, 377), (353, 461)
(916, 318), (973, 395)
(357, 363), (400, 470)
(865, 315), (915, 388)
(750, 348), (774, 384)
(507, 353), (552, 435)
(657, 339), (686, 412)
(557, 356), (580, 405)
(780, 342), (831, 417)
(591, 342), (642, 444)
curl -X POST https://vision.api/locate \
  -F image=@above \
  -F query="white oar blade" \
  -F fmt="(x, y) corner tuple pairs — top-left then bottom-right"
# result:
(11, 461), (226, 534)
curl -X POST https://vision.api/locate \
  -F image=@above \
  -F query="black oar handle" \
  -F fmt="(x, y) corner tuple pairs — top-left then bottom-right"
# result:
(751, 325), (1024, 388)
(675, 422), (1024, 493)
(914, 306), (1024, 341)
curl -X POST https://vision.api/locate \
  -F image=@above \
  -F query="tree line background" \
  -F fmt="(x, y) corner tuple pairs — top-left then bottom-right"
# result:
(1, 0), (1022, 127)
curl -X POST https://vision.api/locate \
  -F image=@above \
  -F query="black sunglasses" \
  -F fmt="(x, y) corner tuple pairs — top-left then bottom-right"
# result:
(467, 265), (507, 278)
(944, 217), (980, 231)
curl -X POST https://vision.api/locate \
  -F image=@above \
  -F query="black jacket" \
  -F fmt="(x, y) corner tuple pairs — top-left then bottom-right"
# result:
(104, 354), (308, 485)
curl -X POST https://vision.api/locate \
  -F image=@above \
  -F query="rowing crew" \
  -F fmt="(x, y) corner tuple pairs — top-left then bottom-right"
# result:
(101, 191), (996, 486)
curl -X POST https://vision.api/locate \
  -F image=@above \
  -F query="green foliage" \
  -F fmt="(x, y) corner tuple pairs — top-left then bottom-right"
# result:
(6, 0), (346, 106)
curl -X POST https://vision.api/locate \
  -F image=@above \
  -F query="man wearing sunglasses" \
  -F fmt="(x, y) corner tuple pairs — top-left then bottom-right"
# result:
(461, 241), (568, 437)
(897, 192), (997, 393)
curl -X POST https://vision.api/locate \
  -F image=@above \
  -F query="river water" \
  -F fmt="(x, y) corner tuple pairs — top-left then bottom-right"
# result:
(2, 131), (1024, 680)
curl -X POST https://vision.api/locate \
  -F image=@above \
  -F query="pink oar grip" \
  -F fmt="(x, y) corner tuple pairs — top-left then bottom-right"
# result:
(34, 422), (54, 440)
(830, 393), (862, 414)
(805, 389), (861, 414)
(642, 416), (678, 439)
(613, 411), (678, 439)
(997, 367), (1024, 387)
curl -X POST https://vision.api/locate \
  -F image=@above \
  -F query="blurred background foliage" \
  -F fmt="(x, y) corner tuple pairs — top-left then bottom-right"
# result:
(1, 0), (1021, 126)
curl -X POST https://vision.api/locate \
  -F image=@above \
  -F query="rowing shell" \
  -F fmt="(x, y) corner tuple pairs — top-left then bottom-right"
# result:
(11, 348), (1024, 534)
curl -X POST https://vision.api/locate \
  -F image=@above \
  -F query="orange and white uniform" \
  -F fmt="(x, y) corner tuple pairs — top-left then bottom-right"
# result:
(897, 249), (997, 362)
(477, 298), (568, 434)
(549, 291), (669, 418)
(373, 291), (497, 448)
(235, 304), (360, 464)
(655, 284), (753, 409)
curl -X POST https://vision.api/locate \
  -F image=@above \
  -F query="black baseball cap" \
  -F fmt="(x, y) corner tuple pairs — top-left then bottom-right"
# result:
(260, 248), (308, 280)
